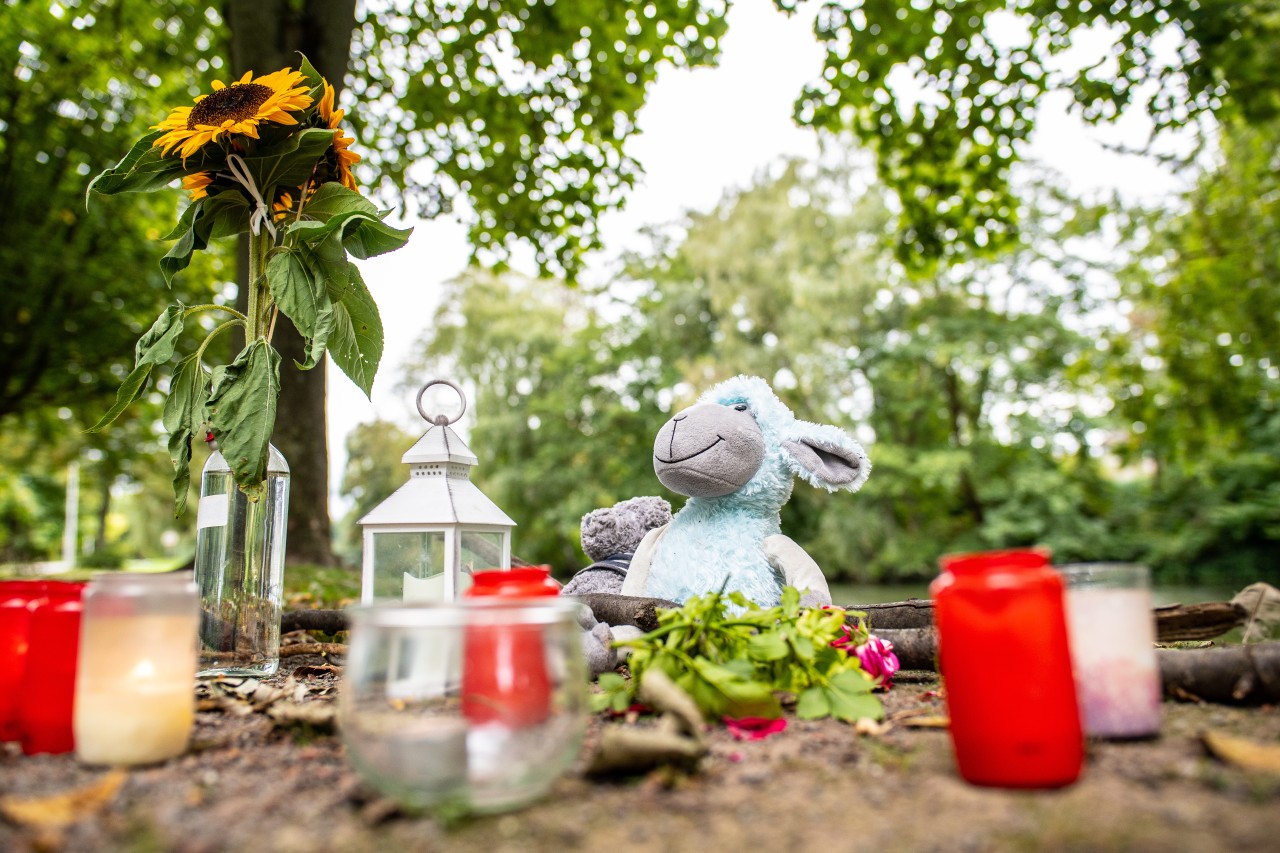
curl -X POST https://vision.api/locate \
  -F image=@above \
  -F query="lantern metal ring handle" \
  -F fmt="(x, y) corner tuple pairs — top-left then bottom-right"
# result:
(416, 379), (467, 426)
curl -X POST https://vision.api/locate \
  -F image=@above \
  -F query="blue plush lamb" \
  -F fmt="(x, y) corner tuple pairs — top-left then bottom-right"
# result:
(620, 375), (870, 608)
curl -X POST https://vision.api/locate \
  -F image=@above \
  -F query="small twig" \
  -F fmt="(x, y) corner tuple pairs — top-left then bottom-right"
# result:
(280, 642), (348, 658)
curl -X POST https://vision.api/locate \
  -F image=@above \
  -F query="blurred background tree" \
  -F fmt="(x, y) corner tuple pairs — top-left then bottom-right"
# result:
(405, 139), (1279, 586)
(5, 1), (1279, 587)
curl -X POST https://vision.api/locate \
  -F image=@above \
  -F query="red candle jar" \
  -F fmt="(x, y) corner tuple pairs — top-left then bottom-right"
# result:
(0, 580), (43, 741)
(17, 582), (86, 755)
(930, 549), (1083, 788)
(461, 568), (560, 727)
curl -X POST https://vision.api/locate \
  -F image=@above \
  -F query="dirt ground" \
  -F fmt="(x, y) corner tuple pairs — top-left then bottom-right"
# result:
(2, 655), (1279, 853)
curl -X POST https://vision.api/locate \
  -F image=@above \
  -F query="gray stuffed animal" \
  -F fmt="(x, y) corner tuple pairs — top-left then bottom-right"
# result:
(563, 496), (672, 677)
(561, 496), (673, 596)
(621, 375), (869, 609)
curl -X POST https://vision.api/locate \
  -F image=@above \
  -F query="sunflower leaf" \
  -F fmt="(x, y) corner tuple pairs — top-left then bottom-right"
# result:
(297, 182), (379, 222)
(163, 354), (210, 515)
(86, 363), (152, 433)
(135, 303), (186, 367)
(159, 194), (248, 283)
(326, 265), (383, 398)
(160, 201), (214, 285)
(87, 131), (191, 199)
(285, 206), (412, 260)
(241, 127), (338, 194)
(342, 216), (414, 260)
(296, 52), (327, 103)
(160, 197), (203, 242)
(204, 191), (251, 240)
(267, 247), (334, 370)
(205, 340), (281, 497)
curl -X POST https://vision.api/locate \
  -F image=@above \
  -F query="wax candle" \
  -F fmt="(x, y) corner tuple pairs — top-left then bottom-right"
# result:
(74, 573), (199, 765)
(0, 580), (41, 741)
(1059, 563), (1161, 739)
(461, 568), (559, 727)
(931, 549), (1084, 788)
(18, 584), (85, 755)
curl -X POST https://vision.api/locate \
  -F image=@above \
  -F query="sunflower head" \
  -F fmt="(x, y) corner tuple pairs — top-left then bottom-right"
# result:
(153, 67), (313, 160)
(314, 80), (361, 191)
(182, 172), (213, 201)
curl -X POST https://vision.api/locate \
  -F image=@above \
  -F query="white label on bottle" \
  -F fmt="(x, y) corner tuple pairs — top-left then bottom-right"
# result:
(196, 494), (229, 530)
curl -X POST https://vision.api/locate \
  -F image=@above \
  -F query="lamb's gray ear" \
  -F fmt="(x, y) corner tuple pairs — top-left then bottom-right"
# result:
(783, 422), (870, 493)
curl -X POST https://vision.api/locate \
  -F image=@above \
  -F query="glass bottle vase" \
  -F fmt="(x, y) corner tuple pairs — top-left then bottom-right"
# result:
(193, 444), (290, 677)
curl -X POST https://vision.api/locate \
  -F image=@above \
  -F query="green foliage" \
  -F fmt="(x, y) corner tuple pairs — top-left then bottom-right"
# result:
(417, 149), (1279, 586)
(795, 0), (1280, 267)
(335, 419), (418, 564)
(87, 57), (411, 507)
(594, 587), (882, 722)
(349, 0), (730, 278)
(283, 562), (361, 610)
(1096, 119), (1280, 582)
(0, 2), (225, 421)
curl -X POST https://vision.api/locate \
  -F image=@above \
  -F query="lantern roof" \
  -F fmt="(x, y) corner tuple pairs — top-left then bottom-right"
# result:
(401, 423), (478, 466)
(358, 423), (515, 528)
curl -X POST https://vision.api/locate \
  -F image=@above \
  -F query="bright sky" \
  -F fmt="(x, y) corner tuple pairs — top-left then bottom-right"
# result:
(327, 2), (1191, 512)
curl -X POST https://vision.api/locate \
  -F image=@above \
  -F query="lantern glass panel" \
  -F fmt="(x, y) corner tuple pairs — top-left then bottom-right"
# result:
(372, 532), (446, 601)
(459, 531), (506, 593)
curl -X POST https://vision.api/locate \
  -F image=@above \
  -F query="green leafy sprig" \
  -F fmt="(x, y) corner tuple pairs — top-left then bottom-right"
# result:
(85, 55), (411, 508)
(594, 587), (884, 724)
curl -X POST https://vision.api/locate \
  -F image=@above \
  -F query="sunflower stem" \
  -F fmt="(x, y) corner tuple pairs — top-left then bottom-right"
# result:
(246, 228), (272, 342)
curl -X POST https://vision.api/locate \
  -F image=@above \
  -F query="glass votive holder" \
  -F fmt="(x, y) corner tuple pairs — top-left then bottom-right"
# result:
(339, 598), (588, 814)
(1058, 563), (1161, 738)
(18, 582), (86, 755)
(0, 580), (44, 742)
(74, 572), (200, 765)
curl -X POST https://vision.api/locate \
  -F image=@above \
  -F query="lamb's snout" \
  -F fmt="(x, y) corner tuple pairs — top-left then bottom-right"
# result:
(652, 403), (766, 498)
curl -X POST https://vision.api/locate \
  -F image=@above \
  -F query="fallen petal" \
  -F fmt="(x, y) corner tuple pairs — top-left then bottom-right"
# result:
(723, 716), (787, 741)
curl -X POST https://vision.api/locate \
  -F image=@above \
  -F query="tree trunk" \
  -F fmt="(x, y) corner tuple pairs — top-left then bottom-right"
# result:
(225, 0), (358, 567)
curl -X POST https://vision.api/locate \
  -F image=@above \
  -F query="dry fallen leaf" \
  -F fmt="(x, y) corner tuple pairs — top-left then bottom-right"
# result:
(854, 717), (892, 736)
(292, 664), (342, 678)
(898, 715), (950, 729)
(1232, 583), (1280, 644)
(1202, 730), (1280, 774)
(0, 770), (126, 830)
(267, 700), (337, 730)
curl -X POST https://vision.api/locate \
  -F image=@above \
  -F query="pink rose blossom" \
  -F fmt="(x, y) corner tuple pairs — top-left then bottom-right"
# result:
(853, 635), (900, 689)
(723, 716), (787, 741)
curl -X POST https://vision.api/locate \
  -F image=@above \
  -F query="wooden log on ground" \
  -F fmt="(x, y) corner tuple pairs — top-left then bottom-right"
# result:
(862, 628), (1280, 707)
(281, 609), (348, 635)
(277, 591), (682, 637)
(572, 593), (679, 633)
(842, 600), (934, 630)
(1158, 642), (1280, 705)
(840, 598), (1249, 643)
(1153, 601), (1246, 642)
(873, 627), (938, 672)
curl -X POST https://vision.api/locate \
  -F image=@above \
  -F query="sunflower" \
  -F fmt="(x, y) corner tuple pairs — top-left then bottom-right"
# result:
(317, 81), (360, 190)
(153, 68), (313, 160)
(182, 172), (213, 201)
(272, 190), (297, 222)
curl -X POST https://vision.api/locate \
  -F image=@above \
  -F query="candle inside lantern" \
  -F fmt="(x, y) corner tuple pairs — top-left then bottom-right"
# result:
(1059, 563), (1161, 739)
(74, 573), (199, 765)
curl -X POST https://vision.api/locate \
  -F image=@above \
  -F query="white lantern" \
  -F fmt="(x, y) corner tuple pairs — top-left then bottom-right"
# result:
(359, 380), (516, 603)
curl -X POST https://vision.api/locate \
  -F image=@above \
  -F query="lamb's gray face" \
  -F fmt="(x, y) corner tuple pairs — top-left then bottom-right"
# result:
(653, 402), (766, 498)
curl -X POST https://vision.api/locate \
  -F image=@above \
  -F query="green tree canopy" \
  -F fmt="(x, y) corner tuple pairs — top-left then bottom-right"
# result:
(795, 0), (1280, 266)
(411, 157), (1127, 579)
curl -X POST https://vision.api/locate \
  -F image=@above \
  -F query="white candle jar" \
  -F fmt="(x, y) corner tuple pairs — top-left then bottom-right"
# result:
(74, 572), (200, 765)
(1059, 563), (1162, 738)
